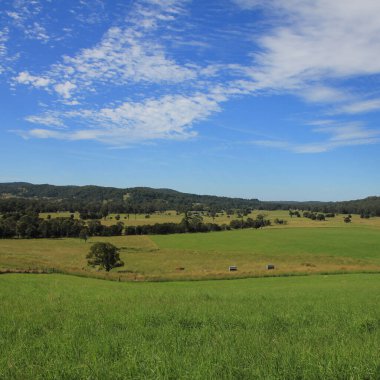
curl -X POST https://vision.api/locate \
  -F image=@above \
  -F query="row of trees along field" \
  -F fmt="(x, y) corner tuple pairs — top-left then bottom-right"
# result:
(0, 212), (271, 239)
(0, 213), (124, 239)
(0, 183), (379, 216)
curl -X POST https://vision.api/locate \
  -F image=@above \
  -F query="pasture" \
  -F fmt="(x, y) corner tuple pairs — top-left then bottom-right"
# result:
(0, 220), (379, 281)
(1, 213), (379, 379)
(1, 273), (380, 379)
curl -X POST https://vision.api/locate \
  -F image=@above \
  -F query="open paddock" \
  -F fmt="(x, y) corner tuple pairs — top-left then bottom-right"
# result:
(0, 224), (379, 281)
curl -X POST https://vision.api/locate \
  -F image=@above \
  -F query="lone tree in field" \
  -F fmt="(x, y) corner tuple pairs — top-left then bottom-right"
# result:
(343, 216), (352, 223)
(86, 242), (124, 272)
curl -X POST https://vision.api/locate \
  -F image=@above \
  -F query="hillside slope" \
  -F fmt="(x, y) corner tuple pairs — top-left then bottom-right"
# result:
(0, 182), (379, 215)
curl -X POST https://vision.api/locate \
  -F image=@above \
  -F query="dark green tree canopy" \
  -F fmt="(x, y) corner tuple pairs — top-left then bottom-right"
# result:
(0, 182), (380, 216)
(86, 242), (124, 272)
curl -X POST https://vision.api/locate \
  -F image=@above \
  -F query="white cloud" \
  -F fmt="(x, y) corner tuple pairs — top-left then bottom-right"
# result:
(14, 0), (196, 100)
(28, 129), (64, 139)
(25, 92), (223, 144)
(25, 114), (65, 128)
(334, 98), (380, 115)
(301, 86), (351, 104)
(10, 0), (380, 152)
(313, 122), (380, 142)
(231, 0), (380, 153)
(54, 81), (77, 99)
(17, 0), (232, 144)
(239, 0), (380, 97)
(14, 71), (51, 88)
(307, 119), (335, 127)
(95, 93), (220, 137)
(294, 137), (380, 153)
(52, 26), (197, 86)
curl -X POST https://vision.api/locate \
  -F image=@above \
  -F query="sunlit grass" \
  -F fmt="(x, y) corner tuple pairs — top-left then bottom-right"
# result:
(1, 273), (380, 379)
(1, 224), (379, 281)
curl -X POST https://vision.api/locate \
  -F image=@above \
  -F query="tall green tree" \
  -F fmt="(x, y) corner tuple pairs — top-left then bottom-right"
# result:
(86, 242), (124, 272)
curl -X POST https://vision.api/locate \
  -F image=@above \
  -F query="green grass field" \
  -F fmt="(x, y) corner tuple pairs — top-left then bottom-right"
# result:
(1, 221), (380, 280)
(1, 213), (380, 378)
(1, 273), (380, 379)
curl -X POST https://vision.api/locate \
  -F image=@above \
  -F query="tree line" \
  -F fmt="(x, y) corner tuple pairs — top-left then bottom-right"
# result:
(0, 212), (271, 239)
(0, 213), (124, 239)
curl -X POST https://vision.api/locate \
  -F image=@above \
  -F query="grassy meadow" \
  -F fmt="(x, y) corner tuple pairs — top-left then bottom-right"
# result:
(1, 212), (380, 379)
(0, 214), (379, 280)
(1, 273), (380, 379)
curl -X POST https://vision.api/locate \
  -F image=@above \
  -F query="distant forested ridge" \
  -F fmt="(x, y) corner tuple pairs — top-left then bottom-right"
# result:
(0, 182), (379, 216)
(261, 197), (380, 217)
(0, 182), (261, 214)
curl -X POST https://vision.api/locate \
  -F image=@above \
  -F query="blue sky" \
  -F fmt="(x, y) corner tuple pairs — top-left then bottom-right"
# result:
(0, 0), (379, 201)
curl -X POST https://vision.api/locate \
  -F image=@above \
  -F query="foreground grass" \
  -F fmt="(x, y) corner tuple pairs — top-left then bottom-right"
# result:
(1, 226), (380, 280)
(0, 273), (380, 379)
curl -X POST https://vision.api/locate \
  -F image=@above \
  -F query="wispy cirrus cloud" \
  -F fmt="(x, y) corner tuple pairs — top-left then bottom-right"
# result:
(0, 28), (8, 74)
(300, 86), (352, 104)
(232, 0), (380, 119)
(313, 122), (380, 143)
(333, 98), (380, 115)
(253, 121), (380, 153)
(232, 0), (380, 152)
(240, 0), (380, 90)
(25, 114), (65, 128)
(24, 92), (224, 144)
